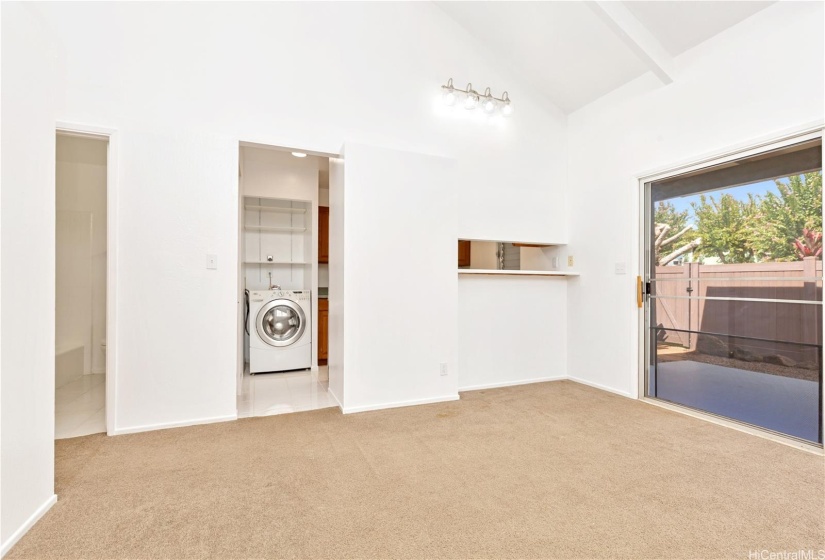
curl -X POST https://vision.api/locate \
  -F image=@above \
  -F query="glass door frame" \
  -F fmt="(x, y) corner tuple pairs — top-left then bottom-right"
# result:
(636, 125), (825, 454)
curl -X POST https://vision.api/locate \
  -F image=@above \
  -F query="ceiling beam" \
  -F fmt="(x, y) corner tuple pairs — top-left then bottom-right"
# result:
(587, 1), (674, 85)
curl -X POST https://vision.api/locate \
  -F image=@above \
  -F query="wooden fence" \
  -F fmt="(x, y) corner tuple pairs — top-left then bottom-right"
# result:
(653, 257), (822, 364)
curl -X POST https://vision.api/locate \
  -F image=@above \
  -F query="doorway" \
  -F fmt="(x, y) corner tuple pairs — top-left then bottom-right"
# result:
(642, 134), (824, 446)
(55, 131), (109, 438)
(236, 143), (340, 417)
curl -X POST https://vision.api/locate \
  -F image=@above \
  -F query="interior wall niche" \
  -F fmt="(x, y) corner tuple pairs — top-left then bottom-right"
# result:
(457, 239), (563, 272)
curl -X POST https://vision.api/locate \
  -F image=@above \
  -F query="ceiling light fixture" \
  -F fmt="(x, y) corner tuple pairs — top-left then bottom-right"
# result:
(291, 152), (307, 158)
(440, 78), (513, 116)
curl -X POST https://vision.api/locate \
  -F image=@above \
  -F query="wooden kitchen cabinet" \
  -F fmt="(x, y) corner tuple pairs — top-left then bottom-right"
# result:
(318, 298), (329, 362)
(318, 206), (329, 264)
(457, 240), (471, 267)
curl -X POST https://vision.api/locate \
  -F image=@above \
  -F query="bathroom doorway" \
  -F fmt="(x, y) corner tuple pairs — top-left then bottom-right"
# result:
(55, 131), (109, 438)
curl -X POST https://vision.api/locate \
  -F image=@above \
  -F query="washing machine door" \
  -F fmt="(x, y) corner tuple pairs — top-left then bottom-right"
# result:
(256, 299), (306, 347)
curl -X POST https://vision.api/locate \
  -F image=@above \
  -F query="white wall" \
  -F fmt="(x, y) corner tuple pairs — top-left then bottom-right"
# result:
(565, 1), (825, 397)
(40, 2), (567, 241)
(56, 135), (108, 377)
(1, 1), (569, 547)
(328, 156), (345, 405)
(340, 144), (458, 412)
(458, 277), (567, 390)
(16, 0), (567, 430)
(0, 2), (59, 554)
(111, 129), (240, 432)
(241, 147), (320, 202)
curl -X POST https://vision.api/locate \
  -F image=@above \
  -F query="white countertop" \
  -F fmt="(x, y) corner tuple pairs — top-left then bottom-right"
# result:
(458, 269), (579, 277)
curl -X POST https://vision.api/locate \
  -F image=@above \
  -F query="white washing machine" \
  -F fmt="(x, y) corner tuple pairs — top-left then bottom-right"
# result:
(248, 289), (312, 374)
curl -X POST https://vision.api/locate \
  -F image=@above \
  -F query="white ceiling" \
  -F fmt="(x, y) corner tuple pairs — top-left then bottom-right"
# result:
(625, 1), (774, 57)
(436, 1), (774, 114)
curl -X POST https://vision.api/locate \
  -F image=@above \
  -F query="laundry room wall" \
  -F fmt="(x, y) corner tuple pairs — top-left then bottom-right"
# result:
(327, 156), (346, 405)
(240, 146), (320, 292)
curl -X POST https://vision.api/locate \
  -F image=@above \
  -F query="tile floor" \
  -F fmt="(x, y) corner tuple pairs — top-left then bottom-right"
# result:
(238, 366), (336, 418)
(56, 374), (106, 439)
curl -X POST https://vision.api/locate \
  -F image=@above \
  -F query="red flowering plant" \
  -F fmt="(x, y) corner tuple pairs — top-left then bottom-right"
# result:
(793, 228), (823, 259)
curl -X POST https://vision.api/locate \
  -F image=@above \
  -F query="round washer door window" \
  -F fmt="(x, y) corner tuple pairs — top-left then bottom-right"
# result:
(256, 299), (306, 347)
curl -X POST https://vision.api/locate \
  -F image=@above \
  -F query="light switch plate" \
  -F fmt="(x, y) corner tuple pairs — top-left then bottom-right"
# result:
(206, 254), (217, 270)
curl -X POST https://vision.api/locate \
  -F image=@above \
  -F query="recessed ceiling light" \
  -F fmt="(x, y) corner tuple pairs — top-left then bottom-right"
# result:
(291, 152), (307, 158)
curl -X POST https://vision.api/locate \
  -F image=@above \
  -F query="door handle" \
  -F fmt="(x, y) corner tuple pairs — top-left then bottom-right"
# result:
(637, 276), (644, 308)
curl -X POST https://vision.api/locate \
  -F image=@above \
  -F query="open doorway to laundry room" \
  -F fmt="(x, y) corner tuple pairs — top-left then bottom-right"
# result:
(55, 131), (109, 439)
(236, 142), (343, 418)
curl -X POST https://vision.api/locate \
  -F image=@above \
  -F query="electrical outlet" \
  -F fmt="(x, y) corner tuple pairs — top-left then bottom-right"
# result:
(567, 255), (575, 267)
(206, 254), (217, 270)
(615, 262), (627, 275)
(439, 363), (448, 376)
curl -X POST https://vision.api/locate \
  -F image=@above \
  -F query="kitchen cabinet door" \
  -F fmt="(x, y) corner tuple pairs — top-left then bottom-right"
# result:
(457, 240), (471, 267)
(319, 206), (329, 264)
(318, 298), (329, 361)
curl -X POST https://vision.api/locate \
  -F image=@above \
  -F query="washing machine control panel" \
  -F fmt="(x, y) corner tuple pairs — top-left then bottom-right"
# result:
(250, 290), (310, 301)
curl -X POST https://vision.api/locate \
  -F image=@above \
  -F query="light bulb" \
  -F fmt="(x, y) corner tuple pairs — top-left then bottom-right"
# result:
(291, 152), (307, 158)
(500, 91), (512, 116)
(441, 78), (456, 107)
(481, 87), (496, 113)
(463, 83), (479, 110)
(442, 90), (456, 106)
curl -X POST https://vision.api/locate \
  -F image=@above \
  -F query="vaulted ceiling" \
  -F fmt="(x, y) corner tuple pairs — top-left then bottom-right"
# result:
(436, 1), (773, 114)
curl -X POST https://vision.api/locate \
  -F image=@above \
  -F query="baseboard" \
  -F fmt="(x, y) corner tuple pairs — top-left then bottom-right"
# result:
(110, 413), (237, 436)
(566, 375), (632, 398)
(459, 375), (567, 393)
(90, 368), (105, 375)
(327, 387), (344, 412)
(343, 394), (459, 414)
(1, 494), (57, 557)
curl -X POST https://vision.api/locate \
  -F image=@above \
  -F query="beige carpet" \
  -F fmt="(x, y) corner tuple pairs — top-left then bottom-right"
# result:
(8, 381), (824, 559)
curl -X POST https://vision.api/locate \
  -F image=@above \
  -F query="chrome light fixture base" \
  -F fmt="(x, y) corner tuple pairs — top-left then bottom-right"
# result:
(441, 78), (512, 116)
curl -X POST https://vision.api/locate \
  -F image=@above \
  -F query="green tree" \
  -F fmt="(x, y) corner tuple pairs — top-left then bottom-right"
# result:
(692, 193), (759, 263)
(750, 172), (822, 261)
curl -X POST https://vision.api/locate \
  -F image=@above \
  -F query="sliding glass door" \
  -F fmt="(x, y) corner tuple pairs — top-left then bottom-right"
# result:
(643, 136), (823, 445)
